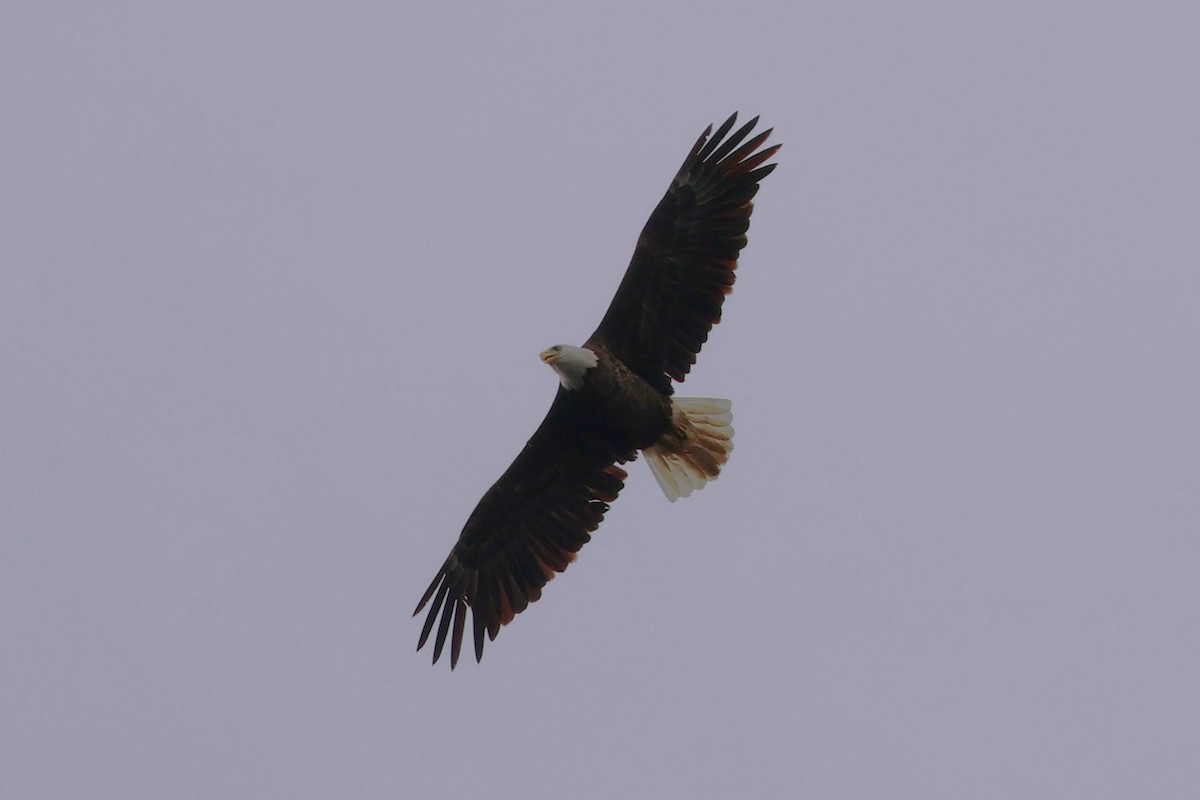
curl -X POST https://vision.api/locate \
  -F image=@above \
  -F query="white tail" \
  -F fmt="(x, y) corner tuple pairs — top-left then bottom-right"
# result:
(643, 397), (734, 502)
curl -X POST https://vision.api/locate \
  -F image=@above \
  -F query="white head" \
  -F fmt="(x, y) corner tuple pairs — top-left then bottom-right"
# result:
(539, 344), (599, 390)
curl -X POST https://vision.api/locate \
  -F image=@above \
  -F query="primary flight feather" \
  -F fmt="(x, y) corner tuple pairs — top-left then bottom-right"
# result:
(415, 113), (780, 667)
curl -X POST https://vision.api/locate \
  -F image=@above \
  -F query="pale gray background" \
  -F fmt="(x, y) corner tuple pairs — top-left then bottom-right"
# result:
(3, 2), (1198, 798)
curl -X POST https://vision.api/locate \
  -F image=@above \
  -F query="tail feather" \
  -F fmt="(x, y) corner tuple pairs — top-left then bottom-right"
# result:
(643, 397), (734, 502)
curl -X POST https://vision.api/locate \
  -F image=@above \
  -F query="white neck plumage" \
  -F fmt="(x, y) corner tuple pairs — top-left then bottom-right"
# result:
(540, 344), (599, 390)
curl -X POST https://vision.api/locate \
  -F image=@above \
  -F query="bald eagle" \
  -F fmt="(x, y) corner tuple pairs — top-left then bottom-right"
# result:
(415, 114), (779, 667)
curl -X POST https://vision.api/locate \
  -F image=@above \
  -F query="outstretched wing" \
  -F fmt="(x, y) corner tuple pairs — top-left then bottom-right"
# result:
(414, 390), (632, 668)
(588, 113), (780, 395)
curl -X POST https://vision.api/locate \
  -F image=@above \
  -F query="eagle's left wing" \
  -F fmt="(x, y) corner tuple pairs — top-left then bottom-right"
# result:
(587, 114), (779, 395)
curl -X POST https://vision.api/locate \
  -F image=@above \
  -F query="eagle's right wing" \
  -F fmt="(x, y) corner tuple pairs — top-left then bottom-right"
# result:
(414, 389), (631, 668)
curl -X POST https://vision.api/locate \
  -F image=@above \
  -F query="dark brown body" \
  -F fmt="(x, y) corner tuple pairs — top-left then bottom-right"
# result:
(572, 344), (674, 452)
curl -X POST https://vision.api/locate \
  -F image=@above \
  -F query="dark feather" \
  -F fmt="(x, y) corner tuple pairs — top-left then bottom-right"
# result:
(414, 389), (632, 667)
(589, 113), (779, 393)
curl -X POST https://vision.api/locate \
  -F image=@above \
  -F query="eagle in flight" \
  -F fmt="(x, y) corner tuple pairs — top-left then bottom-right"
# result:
(416, 113), (779, 667)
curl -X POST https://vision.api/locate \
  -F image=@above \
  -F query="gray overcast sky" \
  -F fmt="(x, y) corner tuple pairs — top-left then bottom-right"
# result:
(3, 2), (1198, 798)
